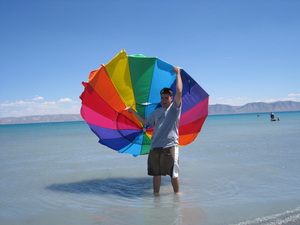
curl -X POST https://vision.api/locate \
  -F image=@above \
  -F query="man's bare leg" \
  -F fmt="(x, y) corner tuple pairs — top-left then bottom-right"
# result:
(171, 177), (180, 193)
(153, 176), (161, 194)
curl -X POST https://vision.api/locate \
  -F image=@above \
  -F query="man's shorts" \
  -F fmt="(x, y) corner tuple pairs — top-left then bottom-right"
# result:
(147, 146), (179, 178)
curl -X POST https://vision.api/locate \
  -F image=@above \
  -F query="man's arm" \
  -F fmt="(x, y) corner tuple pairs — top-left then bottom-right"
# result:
(128, 108), (148, 125)
(174, 67), (182, 108)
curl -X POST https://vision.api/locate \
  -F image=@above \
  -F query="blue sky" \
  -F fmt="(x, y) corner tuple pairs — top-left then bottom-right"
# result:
(0, 0), (299, 117)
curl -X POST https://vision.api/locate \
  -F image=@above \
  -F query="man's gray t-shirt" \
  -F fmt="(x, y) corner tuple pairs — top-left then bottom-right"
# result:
(146, 102), (181, 149)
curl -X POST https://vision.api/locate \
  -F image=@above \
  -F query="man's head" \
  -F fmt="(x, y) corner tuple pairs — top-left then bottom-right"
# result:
(160, 88), (173, 108)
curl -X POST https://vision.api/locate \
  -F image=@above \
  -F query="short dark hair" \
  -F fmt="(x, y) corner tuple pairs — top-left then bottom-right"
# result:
(160, 88), (173, 96)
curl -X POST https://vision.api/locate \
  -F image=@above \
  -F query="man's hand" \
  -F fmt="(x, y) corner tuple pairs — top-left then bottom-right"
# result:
(174, 66), (180, 74)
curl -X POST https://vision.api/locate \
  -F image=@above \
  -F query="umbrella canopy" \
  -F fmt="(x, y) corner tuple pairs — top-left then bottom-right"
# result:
(80, 50), (209, 156)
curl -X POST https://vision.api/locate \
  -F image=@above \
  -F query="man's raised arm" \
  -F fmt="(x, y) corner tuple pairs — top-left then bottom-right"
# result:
(174, 66), (182, 108)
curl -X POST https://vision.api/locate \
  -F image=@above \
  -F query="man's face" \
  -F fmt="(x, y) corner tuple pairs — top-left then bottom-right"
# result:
(161, 94), (172, 108)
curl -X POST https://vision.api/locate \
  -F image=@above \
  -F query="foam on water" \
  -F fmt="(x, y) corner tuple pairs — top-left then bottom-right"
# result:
(234, 207), (300, 225)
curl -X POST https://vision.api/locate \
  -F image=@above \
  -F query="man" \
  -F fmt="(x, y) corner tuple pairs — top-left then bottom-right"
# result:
(129, 67), (182, 194)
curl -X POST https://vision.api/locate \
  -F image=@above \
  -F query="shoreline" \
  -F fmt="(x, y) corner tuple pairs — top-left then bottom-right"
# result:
(1, 111), (300, 125)
(1, 101), (300, 125)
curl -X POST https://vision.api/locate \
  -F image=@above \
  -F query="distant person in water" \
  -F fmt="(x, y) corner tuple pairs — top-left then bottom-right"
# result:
(270, 112), (276, 121)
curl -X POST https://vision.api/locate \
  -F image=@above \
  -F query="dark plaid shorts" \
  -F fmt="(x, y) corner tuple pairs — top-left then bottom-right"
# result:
(147, 146), (176, 177)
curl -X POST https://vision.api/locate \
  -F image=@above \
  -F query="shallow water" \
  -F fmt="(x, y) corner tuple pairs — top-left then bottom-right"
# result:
(0, 112), (300, 224)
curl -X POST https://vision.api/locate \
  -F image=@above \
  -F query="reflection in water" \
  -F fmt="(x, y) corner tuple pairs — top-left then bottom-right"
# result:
(147, 193), (206, 225)
(46, 177), (206, 225)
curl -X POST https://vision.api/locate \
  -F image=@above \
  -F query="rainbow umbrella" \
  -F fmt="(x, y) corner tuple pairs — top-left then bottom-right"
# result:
(80, 50), (209, 156)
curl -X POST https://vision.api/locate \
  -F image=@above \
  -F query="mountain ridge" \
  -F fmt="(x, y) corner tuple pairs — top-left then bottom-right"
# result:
(209, 101), (300, 115)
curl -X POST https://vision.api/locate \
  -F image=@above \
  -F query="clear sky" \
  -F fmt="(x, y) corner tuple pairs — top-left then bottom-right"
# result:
(0, 0), (299, 117)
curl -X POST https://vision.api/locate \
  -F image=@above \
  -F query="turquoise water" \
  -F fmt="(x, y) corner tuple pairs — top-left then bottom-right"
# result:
(0, 112), (300, 225)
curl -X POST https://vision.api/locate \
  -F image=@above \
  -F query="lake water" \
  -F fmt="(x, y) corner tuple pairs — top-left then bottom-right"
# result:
(1, 112), (300, 225)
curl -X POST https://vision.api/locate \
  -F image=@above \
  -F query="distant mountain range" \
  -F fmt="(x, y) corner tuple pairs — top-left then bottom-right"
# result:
(0, 114), (83, 125)
(209, 101), (300, 115)
(0, 101), (300, 124)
